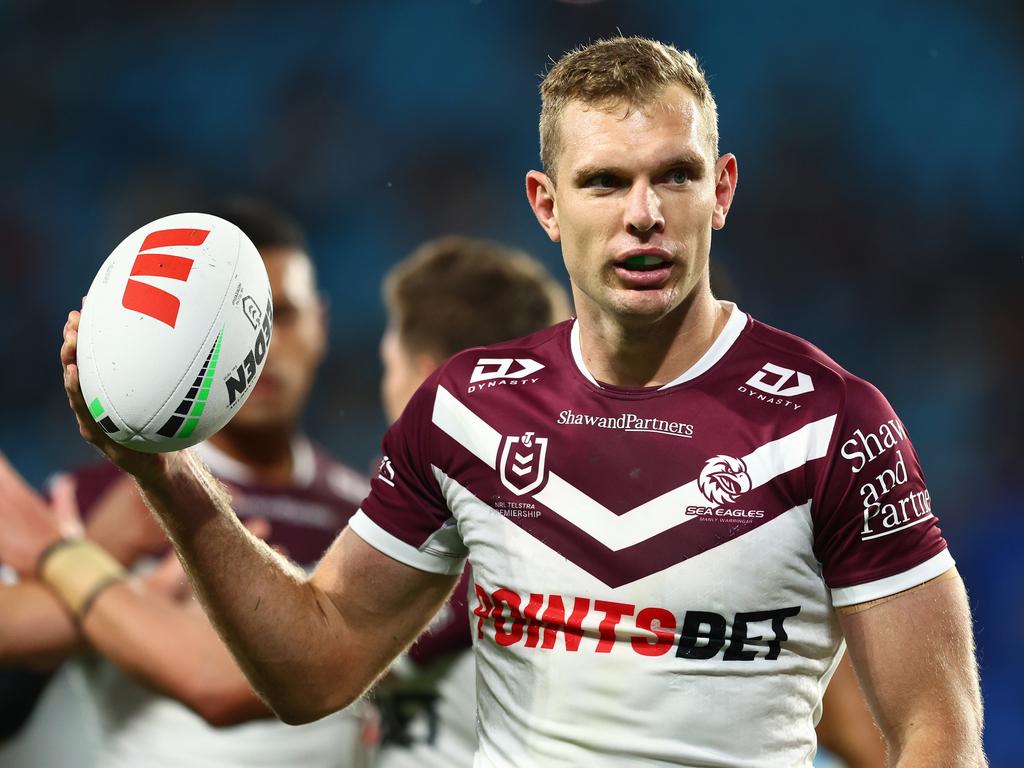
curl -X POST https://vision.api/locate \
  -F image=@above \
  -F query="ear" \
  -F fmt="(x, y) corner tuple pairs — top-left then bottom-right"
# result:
(526, 170), (560, 243)
(711, 154), (738, 231)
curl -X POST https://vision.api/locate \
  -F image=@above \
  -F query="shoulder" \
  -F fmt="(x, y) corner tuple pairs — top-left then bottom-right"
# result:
(431, 320), (571, 395)
(739, 316), (890, 417)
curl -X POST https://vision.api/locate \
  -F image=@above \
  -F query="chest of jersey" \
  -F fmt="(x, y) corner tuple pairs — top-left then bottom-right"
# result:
(430, 380), (838, 667)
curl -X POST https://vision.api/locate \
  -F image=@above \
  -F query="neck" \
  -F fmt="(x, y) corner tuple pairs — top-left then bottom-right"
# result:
(575, 289), (728, 388)
(206, 425), (296, 486)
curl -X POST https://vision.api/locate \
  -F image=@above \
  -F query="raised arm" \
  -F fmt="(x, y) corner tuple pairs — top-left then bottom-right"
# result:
(838, 569), (986, 767)
(59, 309), (457, 723)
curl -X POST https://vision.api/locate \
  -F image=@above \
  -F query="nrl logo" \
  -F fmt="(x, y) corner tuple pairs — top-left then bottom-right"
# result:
(499, 431), (549, 496)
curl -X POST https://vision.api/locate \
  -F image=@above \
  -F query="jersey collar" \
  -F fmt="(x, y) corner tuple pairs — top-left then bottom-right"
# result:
(195, 435), (316, 489)
(569, 301), (747, 391)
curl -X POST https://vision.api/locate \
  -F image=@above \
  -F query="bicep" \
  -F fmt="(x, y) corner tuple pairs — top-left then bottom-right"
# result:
(838, 568), (983, 750)
(311, 527), (460, 676)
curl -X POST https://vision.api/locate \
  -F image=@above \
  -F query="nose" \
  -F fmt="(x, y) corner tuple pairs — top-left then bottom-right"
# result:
(624, 181), (664, 236)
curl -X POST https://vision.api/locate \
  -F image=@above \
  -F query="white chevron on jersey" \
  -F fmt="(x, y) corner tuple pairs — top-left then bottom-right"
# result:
(431, 385), (502, 465)
(432, 464), (817, 576)
(431, 384), (838, 551)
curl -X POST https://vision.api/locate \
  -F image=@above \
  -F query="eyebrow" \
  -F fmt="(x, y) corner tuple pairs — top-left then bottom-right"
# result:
(571, 152), (708, 186)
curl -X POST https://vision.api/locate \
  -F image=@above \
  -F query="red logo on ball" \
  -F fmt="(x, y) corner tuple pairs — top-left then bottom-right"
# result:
(121, 228), (209, 328)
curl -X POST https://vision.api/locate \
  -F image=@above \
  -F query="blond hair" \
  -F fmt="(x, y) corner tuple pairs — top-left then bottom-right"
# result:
(539, 36), (719, 180)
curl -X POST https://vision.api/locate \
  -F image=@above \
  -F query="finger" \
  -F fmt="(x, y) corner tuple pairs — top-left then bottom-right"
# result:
(64, 361), (90, 419)
(60, 312), (80, 366)
(63, 361), (106, 448)
(62, 311), (80, 342)
(60, 329), (78, 369)
(50, 474), (84, 538)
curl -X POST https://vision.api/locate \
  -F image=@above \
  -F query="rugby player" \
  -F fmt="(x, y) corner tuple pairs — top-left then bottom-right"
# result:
(0, 201), (372, 767)
(375, 236), (569, 767)
(56, 38), (985, 766)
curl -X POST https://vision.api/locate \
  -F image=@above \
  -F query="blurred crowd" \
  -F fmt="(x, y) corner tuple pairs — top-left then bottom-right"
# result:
(1, 1), (1021, 762)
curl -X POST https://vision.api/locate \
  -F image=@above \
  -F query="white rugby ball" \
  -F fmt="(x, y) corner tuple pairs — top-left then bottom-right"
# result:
(77, 212), (273, 452)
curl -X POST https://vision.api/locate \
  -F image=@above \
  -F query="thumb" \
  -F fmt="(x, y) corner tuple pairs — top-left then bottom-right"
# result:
(50, 474), (84, 538)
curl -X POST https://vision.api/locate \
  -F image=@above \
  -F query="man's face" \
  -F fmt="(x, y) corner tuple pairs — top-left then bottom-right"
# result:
(228, 247), (326, 432)
(379, 327), (433, 425)
(532, 84), (735, 326)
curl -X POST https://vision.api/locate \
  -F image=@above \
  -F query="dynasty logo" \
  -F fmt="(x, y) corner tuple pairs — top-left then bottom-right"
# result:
(468, 358), (544, 394)
(737, 362), (813, 411)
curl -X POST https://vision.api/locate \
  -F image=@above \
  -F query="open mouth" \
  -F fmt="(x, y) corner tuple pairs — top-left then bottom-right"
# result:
(611, 251), (674, 289)
(618, 253), (672, 272)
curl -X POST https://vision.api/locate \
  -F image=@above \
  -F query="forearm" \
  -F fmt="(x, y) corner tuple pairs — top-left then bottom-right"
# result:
(0, 582), (81, 667)
(82, 579), (271, 726)
(890, 722), (987, 767)
(133, 450), (353, 721)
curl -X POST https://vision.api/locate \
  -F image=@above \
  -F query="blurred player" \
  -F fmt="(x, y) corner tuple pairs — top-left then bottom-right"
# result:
(55, 38), (985, 766)
(374, 236), (570, 767)
(0, 200), (372, 767)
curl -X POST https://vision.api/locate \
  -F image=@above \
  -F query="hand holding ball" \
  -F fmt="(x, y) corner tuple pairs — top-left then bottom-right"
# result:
(75, 213), (272, 452)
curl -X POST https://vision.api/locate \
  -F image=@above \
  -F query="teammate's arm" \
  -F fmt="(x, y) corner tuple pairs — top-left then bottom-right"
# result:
(108, 459), (455, 724)
(0, 565), (272, 727)
(0, 464), (315, 728)
(81, 579), (274, 726)
(0, 583), (80, 667)
(61, 310), (458, 724)
(838, 569), (986, 767)
(815, 654), (886, 768)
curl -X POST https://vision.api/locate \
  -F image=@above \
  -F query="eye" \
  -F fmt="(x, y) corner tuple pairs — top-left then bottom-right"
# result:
(584, 173), (619, 189)
(668, 168), (691, 185)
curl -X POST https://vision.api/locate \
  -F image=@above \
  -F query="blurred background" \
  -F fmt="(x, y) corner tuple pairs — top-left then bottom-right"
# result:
(0, 0), (1020, 763)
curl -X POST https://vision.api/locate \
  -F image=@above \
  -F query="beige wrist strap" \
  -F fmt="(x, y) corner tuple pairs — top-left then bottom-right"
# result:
(39, 539), (127, 618)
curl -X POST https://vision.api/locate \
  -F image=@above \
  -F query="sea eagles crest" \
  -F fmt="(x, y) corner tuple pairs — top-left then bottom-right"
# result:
(499, 431), (549, 495)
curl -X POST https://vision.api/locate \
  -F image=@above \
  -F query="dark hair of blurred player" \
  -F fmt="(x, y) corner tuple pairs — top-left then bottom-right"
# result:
(380, 236), (570, 423)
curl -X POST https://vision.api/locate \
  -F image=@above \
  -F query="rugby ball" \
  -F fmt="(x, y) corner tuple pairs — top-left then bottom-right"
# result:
(77, 212), (273, 452)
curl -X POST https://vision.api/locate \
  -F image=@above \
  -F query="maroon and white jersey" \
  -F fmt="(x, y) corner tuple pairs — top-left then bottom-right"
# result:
(350, 304), (952, 768)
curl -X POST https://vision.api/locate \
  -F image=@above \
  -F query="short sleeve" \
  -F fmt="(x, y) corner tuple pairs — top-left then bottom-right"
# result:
(349, 375), (467, 576)
(813, 377), (952, 607)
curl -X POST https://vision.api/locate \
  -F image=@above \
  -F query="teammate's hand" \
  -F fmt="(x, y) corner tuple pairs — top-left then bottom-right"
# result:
(0, 456), (82, 578)
(61, 308), (168, 481)
(86, 476), (168, 566)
